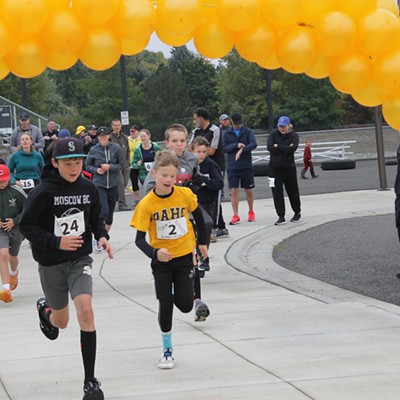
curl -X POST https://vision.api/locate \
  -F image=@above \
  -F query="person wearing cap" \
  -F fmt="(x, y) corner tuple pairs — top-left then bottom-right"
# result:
(43, 128), (71, 165)
(10, 113), (44, 153)
(0, 164), (27, 304)
(267, 115), (301, 225)
(42, 119), (59, 153)
(128, 125), (142, 206)
(8, 132), (45, 194)
(223, 112), (257, 225)
(83, 125), (98, 154)
(109, 119), (131, 211)
(75, 125), (87, 139)
(219, 113), (231, 136)
(19, 137), (112, 400)
(85, 126), (125, 233)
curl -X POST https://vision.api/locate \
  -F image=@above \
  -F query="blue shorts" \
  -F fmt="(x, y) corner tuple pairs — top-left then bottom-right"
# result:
(227, 167), (255, 189)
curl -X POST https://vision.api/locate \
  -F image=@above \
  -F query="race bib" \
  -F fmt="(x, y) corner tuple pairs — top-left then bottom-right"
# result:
(20, 179), (35, 189)
(54, 210), (85, 237)
(156, 216), (188, 239)
(268, 177), (275, 188)
(144, 162), (152, 172)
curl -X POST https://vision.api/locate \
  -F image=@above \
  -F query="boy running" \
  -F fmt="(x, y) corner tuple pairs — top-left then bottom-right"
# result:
(19, 137), (112, 400)
(131, 149), (208, 369)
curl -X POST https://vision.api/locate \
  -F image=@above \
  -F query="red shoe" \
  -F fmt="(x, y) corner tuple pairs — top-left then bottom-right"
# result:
(229, 215), (240, 225)
(248, 211), (255, 222)
(10, 270), (18, 291)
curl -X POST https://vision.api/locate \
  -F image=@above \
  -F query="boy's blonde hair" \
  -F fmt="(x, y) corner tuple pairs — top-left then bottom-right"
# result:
(191, 135), (210, 150)
(305, 137), (312, 143)
(153, 149), (179, 170)
(164, 123), (188, 141)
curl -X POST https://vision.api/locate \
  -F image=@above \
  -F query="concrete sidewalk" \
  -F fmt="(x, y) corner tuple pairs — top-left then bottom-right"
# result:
(1, 189), (400, 400)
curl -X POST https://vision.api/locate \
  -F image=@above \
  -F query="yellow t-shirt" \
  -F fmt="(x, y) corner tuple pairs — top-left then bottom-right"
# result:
(130, 186), (198, 258)
(128, 137), (142, 164)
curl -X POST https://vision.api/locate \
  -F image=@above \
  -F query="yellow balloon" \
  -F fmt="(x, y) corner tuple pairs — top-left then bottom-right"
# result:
(4, 36), (46, 78)
(79, 27), (121, 71)
(235, 21), (278, 62)
(215, 0), (262, 32)
(298, 0), (338, 27)
(315, 12), (357, 57)
(0, 19), (15, 58)
(156, 0), (202, 36)
(0, 59), (10, 80)
(41, 10), (84, 54)
(72, 0), (120, 27)
(113, 0), (156, 42)
(1, 0), (48, 38)
(276, 26), (318, 74)
(262, 0), (306, 30)
(121, 37), (149, 56)
(329, 51), (371, 94)
(193, 8), (234, 58)
(372, 49), (400, 94)
(378, 0), (399, 15)
(155, 27), (192, 47)
(383, 95), (400, 130)
(337, 0), (378, 20)
(352, 83), (387, 107)
(358, 9), (400, 58)
(45, 0), (70, 12)
(305, 52), (330, 79)
(46, 51), (78, 71)
(256, 52), (281, 70)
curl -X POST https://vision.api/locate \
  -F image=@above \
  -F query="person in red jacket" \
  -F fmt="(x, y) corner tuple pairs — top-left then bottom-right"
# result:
(301, 138), (318, 179)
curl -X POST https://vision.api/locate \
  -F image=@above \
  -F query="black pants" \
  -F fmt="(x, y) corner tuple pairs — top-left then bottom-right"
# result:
(151, 254), (194, 332)
(269, 166), (301, 217)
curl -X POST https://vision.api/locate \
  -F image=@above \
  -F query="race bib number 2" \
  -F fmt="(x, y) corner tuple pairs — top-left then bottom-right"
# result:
(156, 216), (188, 239)
(54, 210), (85, 237)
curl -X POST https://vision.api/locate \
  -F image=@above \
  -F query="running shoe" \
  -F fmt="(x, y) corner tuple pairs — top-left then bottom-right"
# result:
(229, 215), (240, 225)
(274, 217), (286, 226)
(198, 259), (210, 272)
(248, 211), (255, 222)
(83, 378), (104, 400)
(158, 348), (174, 369)
(210, 229), (217, 243)
(194, 300), (210, 322)
(0, 289), (12, 303)
(10, 270), (18, 291)
(290, 213), (301, 223)
(36, 298), (59, 340)
(216, 228), (229, 238)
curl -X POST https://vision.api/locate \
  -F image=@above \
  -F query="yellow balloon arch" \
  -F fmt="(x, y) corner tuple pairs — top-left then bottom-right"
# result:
(1, 0), (400, 128)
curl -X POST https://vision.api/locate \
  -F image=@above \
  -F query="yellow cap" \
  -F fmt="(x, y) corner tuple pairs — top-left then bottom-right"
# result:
(75, 125), (86, 135)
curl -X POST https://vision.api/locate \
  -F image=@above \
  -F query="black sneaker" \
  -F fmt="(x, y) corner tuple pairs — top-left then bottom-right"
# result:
(274, 217), (285, 226)
(36, 298), (59, 340)
(194, 300), (210, 322)
(216, 228), (229, 238)
(83, 378), (104, 400)
(198, 259), (210, 272)
(290, 213), (301, 223)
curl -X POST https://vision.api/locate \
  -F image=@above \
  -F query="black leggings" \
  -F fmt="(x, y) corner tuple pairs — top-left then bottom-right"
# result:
(151, 254), (194, 332)
(130, 168), (140, 192)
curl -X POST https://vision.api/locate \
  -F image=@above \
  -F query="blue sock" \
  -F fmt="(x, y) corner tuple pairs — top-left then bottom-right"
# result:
(161, 331), (172, 351)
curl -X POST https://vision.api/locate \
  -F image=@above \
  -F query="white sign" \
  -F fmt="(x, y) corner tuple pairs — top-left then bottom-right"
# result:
(120, 111), (129, 126)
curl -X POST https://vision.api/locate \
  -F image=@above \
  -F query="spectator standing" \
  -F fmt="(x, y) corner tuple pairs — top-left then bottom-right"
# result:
(223, 112), (257, 225)
(75, 125), (86, 139)
(83, 125), (98, 154)
(267, 116), (301, 225)
(42, 119), (59, 153)
(10, 113), (44, 153)
(128, 125), (142, 206)
(109, 119), (130, 211)
(219, 113), (231, 136)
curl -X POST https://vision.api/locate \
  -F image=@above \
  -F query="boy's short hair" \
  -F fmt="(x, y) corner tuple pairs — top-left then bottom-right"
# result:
(164, 123), (188, 141)
(191, 136), (210, 150)
(154, 149), (179, 170)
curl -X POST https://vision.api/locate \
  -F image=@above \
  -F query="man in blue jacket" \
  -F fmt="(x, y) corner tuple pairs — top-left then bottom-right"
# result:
(223, 112), (257, 225)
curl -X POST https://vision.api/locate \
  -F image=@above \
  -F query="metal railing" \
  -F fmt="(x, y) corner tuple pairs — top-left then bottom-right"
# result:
(252, 140), (356, 164)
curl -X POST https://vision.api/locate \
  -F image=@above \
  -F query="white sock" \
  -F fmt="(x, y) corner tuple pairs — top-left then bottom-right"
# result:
(3, 284), (10, 291)
(9, 268), (17, 276)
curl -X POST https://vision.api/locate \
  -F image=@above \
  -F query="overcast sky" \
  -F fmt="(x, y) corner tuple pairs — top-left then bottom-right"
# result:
(145, 32), (199, 58)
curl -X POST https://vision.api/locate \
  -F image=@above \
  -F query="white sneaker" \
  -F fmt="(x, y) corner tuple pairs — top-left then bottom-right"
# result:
(158, 348), (174, 369)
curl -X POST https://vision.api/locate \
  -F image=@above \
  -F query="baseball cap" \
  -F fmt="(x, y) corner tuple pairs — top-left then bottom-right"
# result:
(130, 125), (140, 131)
(58, 129), (71, 139)
(231, 112), (242, 124)
(20, 113), (29, 120)
(277, 116), (290, 127)
(75, 125), (86, 135)
(97, 126), (110, 135)
(87, 124), (97, 131)
(219, 114), (229, 121)
(0, 165), (10, 181)
(52, 138), (87, 159)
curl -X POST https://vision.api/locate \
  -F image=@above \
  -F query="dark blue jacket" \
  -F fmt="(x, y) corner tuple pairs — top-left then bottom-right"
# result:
(223, 125), (257, 170)
(197, 156), (224, 205)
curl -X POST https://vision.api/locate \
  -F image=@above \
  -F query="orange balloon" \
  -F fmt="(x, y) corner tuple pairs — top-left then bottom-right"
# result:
(72, 0), (120, 26)
(337, 0), (378, 20)
(45, 0), (70, 12)
(305, 52), (330, 79)
(113, 0), (156, 42)
(256, 52), (281, 70)
(329, 51), (372, 94)
(358, 9), (400, 58)
(0, 19), (15, 58)
(79, 27), (121, 71)
(352, 83), (387, 107)
(262, 0), (306, 30)
(157, 0), (202, 36)
(372, 49), (400, 94)
(316, 12), (357, 57)
(215, 0), (262, 32)
(378, 0), (399, 15)
(121, 37), (149, 56)
(155, 27), (192, 47)
(41, 10), (84, 54)
(298, 0), (338, 27)
(0, 59), (10, 80)
(4, 36), (46, 78)
(1, 0), (48, 38)
(193, 9), (234, 58)
(46, 51), (78, 71)
(383, 95), (400, 129)
(276, 26), (318, 74)
(235, 21), (278, 62)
